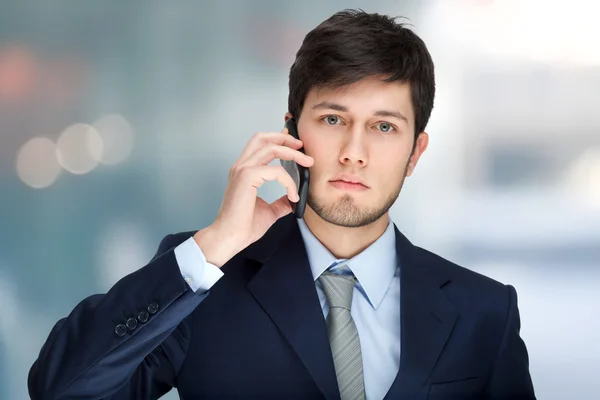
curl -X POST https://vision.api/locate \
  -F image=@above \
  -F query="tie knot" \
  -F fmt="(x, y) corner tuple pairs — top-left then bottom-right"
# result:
(318, 271), (356, 310)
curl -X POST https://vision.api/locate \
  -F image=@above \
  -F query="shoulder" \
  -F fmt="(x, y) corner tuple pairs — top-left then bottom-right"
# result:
(417, 245), (505, 288)
(411, 245), (515, 315)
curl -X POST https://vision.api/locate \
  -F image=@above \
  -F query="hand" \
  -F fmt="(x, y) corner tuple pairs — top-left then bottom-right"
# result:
(194, 127), (314, 267)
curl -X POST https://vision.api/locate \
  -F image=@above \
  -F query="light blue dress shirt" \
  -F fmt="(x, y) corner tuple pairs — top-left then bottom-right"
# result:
(173, 218), (401, 400)
(296, 218), (401, 400)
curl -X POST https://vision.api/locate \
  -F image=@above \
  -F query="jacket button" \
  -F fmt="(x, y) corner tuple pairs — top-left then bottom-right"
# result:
(147, 302), (159, 315)
(115, 324), (127, 337)
(126, 317), (138, 331)
(137, 310), (149, 323)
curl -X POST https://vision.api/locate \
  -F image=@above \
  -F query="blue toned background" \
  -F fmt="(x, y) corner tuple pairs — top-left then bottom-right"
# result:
(1, 1), (599, 399)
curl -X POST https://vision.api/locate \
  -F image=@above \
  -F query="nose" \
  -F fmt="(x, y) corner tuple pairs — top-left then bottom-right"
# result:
(339, 128), (368, 167)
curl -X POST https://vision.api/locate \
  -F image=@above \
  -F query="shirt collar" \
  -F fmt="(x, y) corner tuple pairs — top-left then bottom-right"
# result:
(296, 217), (398, 310)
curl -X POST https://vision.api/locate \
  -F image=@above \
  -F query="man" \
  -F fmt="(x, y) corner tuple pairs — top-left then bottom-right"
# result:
(28, 9), (535, 400)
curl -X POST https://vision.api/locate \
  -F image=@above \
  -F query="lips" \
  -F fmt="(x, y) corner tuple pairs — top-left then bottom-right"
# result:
(330, 174), (368, 188)
(329, 179), (369, 191)
(334, 180), (367, 187)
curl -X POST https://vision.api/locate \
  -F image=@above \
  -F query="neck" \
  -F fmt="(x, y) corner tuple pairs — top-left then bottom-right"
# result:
(302, 206), (390, 259)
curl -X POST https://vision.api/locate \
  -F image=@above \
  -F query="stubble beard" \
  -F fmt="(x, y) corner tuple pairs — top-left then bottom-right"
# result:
(307, 166), (409, 228)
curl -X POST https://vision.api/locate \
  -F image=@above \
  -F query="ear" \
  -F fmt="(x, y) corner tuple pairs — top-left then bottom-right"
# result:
(284, 112), (293, 122)
(405, 132), (429, 177)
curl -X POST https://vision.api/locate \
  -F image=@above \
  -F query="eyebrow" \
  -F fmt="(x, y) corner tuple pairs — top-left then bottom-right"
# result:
(311, 101), (408, 123)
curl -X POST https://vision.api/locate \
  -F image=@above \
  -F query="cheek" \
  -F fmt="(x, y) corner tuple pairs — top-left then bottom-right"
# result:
(302, 130), (331, 155)
(373, 150), (410, 184)
(302, 140), (324, 180)
(302, 136), (338, 167)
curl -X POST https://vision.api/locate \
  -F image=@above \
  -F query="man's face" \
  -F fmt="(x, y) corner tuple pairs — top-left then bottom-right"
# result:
(291, 75), (428, 228)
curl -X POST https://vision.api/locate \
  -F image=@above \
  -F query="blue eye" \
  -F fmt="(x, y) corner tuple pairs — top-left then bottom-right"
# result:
(376, 122), (394, 133)
(324, 115), (340, 125)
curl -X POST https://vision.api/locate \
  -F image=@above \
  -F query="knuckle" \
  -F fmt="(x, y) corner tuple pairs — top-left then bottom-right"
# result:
(266, 143), (279, 152)
(262, 144), (279, 158)
(238, 166), (252, 179)
(255, 131), (271, 143)
(230, 165), (250, 181)
(231, 161), (246, 172)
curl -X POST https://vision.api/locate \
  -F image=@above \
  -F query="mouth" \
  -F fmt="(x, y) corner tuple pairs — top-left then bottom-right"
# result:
(329, 180), (369, 191)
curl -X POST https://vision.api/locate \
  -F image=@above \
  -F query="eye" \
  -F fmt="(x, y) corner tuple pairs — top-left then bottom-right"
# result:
(376, 121), (395, 133)
(323, 115), (342, 125)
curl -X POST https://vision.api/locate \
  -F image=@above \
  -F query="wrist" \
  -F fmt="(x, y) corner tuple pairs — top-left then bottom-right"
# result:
(193, 224), (241, 268)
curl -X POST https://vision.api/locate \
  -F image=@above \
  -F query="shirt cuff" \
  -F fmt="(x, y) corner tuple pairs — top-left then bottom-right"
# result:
(174, 236), (224, 293)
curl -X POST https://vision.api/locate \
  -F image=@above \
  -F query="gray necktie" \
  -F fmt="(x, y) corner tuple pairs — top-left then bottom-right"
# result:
(319, 270), (366, 400)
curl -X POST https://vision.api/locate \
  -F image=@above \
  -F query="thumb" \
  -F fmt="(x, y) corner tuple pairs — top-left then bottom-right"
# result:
(270, 194), (294, 219)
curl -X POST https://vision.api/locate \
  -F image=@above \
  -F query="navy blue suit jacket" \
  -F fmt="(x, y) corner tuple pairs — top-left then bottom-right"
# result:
(29, 214), (535, 399)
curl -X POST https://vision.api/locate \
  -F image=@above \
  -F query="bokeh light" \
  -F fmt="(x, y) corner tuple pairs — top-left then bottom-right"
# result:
(434, 0), (600, 66)
(15, 137), (61, 189)
(95, 221), (150, 289)
(566, 147), (600, 207)
(92, 114), (134, 165)
(0, 45), (37, 104)
(56, 123), (104, 174)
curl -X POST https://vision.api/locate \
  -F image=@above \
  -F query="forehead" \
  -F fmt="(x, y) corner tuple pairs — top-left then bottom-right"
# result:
(304, 76), (414, 122)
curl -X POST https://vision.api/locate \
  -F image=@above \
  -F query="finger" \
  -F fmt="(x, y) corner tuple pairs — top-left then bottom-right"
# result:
(239, 131), (303, 163)
(243, 165), (299, 202)
(269, 194), (293, 219)
(239, 130), (303, 163)
(241, 143), (314, 168)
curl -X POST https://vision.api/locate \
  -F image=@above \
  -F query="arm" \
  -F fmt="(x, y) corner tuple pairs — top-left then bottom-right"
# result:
(28, 233), (221, 400)
(484, 285), (536, 400)
(27, 126), (310, 399)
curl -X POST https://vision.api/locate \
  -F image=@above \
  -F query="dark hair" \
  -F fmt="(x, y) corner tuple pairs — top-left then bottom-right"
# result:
(288, 9), (435, 140)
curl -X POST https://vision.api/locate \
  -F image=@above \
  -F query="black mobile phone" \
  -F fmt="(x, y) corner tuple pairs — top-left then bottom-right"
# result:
(280, 118), (310, 219)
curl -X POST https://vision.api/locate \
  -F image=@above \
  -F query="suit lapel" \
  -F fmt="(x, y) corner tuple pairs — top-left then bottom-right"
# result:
(246, 215), (340, 400)
(384, 227), (458, 399)
(243, 217), (457, 400)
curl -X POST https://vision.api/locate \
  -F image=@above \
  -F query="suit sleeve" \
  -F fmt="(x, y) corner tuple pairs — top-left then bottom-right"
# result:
(28, 233), (212, 400)
(485, 285), (536, 400)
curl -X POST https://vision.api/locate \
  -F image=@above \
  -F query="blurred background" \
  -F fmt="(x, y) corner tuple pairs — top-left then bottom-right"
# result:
(1, 0), (599, 398)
